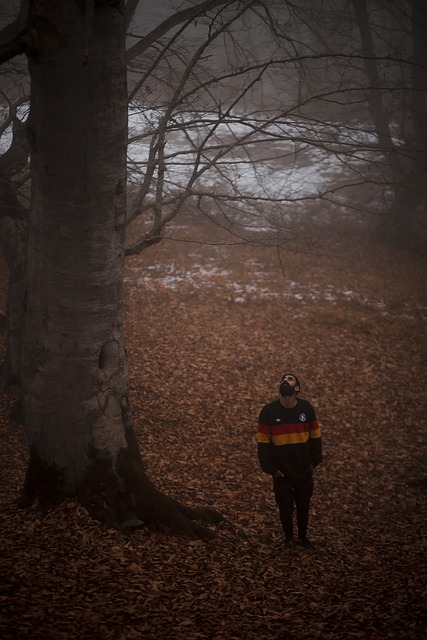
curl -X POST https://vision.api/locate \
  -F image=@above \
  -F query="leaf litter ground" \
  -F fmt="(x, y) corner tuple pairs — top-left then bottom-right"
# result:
(0, 222), (426, 640)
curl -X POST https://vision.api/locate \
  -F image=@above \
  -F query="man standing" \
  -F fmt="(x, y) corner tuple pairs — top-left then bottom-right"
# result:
(257, 373), (323, 550)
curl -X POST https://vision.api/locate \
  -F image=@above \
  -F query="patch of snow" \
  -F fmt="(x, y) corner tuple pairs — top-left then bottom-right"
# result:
(124, 261), (426, 321)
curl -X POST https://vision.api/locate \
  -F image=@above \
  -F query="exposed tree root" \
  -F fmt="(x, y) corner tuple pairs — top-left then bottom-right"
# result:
(20, 445), (224, 541)
(19, 448), (69, 512)
(113, 447), (224, 539)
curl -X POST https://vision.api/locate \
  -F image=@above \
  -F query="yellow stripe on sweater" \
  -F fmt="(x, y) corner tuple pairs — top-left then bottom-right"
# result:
(273, 432), (309, 445)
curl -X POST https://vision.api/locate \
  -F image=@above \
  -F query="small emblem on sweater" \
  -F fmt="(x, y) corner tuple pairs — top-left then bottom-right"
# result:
(275, 418), (281, 422)
(299, 413), (307, 422)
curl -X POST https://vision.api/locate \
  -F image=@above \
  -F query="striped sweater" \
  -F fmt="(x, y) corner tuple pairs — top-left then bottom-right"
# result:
(257, 398), (322, 479)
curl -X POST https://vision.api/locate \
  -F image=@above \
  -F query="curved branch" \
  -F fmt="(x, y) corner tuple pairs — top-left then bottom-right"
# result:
(0, 0), (30, 64)
(126, 0), (243, 61)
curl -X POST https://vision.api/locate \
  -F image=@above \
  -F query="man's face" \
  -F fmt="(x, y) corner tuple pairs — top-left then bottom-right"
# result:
(279, 374), (300, 397)
(280, 374), (298, 390)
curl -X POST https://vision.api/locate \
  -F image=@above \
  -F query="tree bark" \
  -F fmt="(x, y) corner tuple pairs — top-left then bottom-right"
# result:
(0, 113), (30, 387)
(0, 175), (27, 387)
(19, 0), (221, 539)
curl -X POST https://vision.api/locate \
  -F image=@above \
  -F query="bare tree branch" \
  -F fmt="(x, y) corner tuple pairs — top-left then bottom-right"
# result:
(126, 0), (240, 61)
(0, 0), (30, 63)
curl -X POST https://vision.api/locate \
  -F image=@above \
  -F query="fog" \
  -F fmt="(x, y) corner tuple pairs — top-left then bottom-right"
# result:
(0, 0), (425, 249)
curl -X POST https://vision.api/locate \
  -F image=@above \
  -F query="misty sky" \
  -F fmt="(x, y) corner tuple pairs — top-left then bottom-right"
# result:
(0, 0), (179, 32)
(132, 0), (179, 26)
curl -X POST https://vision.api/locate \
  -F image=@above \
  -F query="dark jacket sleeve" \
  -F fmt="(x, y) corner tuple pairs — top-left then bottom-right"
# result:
(258, 442), (277, 475)
(307, 403), (323, 468)
(257, 406), (278, 475)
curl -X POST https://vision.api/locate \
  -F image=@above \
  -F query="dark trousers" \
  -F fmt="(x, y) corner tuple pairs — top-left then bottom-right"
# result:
(273, 473), (313, 540)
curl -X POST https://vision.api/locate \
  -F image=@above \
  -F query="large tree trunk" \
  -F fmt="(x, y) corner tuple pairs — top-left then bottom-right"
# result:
(0, 116), (30, 387)
(0, 176), (27, 387)
(19, 0), (220, 539)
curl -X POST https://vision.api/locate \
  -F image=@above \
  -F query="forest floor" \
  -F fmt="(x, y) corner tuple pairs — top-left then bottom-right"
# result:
(0, 217), (426, 640)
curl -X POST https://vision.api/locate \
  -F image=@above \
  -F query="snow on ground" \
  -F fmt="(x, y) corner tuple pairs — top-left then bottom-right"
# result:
(124, 257), (427, 321)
